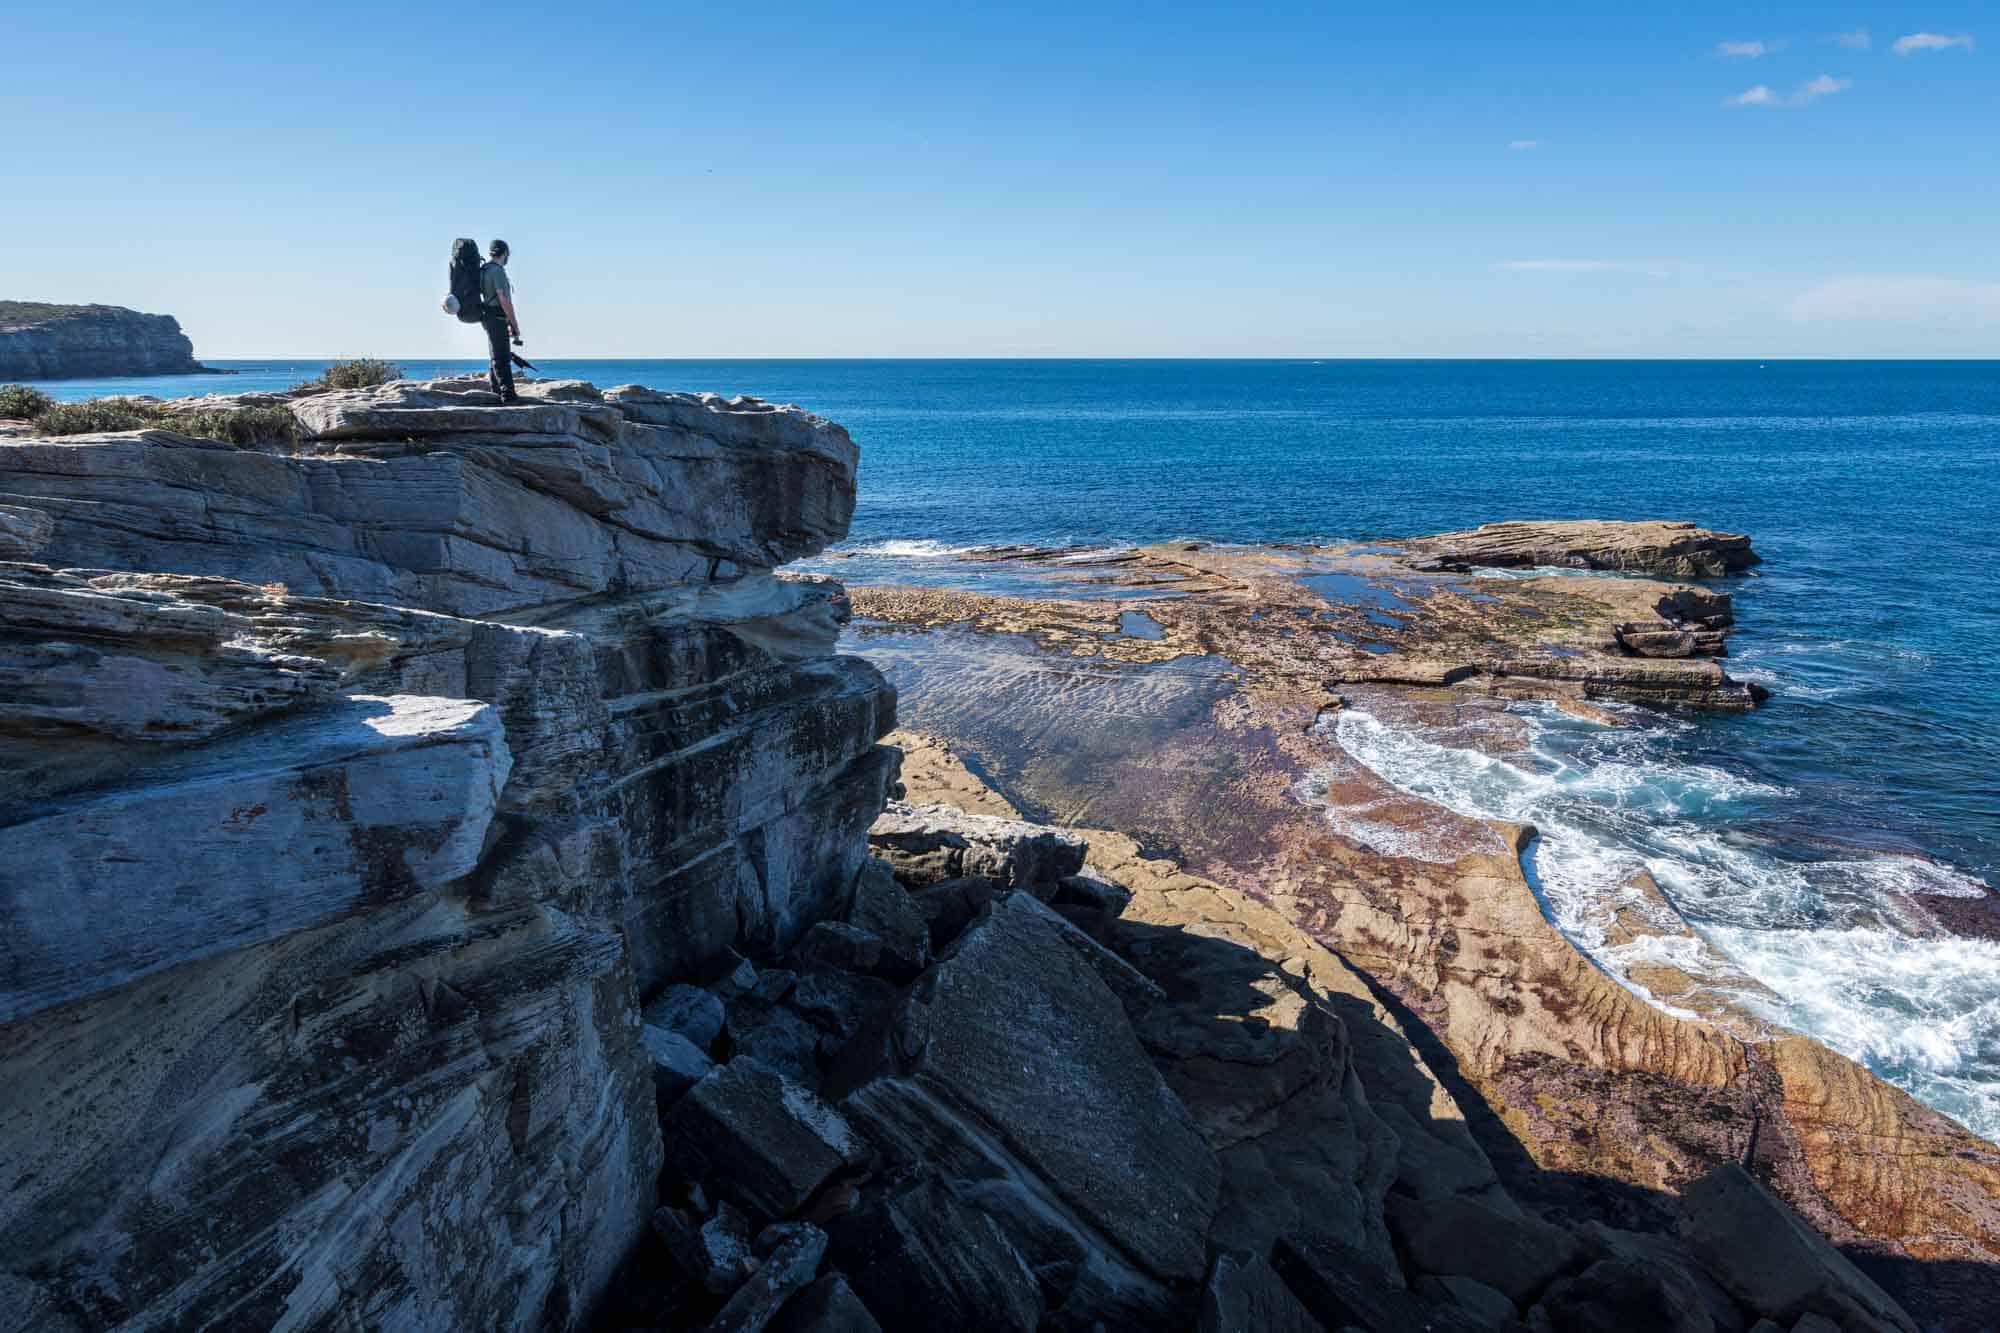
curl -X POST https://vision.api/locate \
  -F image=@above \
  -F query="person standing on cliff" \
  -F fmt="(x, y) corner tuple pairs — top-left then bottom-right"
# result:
(481, 240), (522, 402)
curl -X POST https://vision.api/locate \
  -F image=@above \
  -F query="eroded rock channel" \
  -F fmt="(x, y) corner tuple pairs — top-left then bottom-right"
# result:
(0, 384), (1992, 1331)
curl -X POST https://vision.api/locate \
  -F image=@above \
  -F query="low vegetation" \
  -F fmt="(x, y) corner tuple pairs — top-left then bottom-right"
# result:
(290, 357), (402, 393)
(0, 301), (95, 325)
(30, 398), (299, 446)
(0, 384), (54, 418)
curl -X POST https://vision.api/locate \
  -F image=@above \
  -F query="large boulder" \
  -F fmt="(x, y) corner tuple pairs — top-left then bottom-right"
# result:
(1679, 1165), (1918, 1333)
(1386, 1194), (1587, 1306)
(867, 801), (1087, 894)
(839, 891), (1219, 1321)
(665, 1063), (869, 1219)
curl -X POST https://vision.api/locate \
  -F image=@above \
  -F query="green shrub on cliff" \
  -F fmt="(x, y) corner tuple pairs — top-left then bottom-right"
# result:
(30, 399), (154, 434)
(31, 398), (298, 446)
(168, 406), (301, 445)
(292, 358), (402, 393)
(0, 384), (54, 419)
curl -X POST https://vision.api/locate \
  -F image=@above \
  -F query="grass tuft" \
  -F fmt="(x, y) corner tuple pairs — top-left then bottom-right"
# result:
(291, 358), (402, 393)
(0, 384), (55, 419)
(31, 398), (299, 446)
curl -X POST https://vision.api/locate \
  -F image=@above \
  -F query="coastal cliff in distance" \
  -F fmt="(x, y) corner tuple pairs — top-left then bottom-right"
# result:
(0, 301), (209, 379)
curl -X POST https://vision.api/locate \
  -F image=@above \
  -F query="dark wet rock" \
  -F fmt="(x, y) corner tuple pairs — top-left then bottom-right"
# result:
(646, 983), (728, 1051)
(664, 1052), (868, 1221)
(1199, 1251), (1325, 1333)
(654, 1201), (756, 1296)
(709, 1223), (828, 1333)
(1386, 1194), (1587, 1306)
(1418, 1275), (1518, 1328)
(844, 858), (931, 978)
(788, 969), (897, 1046)
(643, 1024), (717, 1103)
(1534, 1258), (1713, 1333)
(797, 920), (883, 973)
(830, 1177), (1042, 1332)
(1579, 1224), (1744, 1333)
(769, 1273), (883, 1333)
(1052, 871), (1133, 917)
(904, 875), (1001, 948)
(1678, 1164), (1917, 1333)
(726, 990), (827, 1084)
(1273, 1236), (1491, 1333)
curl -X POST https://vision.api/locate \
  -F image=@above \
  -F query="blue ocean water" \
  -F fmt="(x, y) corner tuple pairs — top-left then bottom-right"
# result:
(32, 358), (2000, 1137)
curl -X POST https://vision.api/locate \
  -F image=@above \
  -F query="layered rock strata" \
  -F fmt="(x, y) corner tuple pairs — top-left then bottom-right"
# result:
(0, 302), (209, 380)
(0, 378), (895, 1329)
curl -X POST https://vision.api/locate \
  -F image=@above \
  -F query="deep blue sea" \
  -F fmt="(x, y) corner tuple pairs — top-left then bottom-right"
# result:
(33, 358), (2000, 1138)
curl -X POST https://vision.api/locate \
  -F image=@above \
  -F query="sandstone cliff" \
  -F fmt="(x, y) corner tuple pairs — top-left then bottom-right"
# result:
(0, 378), (893, 1329)
(0, 301), (209, 380)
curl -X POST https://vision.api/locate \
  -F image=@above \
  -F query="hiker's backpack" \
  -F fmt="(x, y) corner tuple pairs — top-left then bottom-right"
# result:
(444, 238), (485, 323)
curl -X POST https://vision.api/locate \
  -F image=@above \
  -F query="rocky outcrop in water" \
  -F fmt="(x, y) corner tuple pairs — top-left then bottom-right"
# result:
(847, 534), (1767, 711)
(0, 302), (209, 380)
(1408, 519), (1761, 577)
(0, 378), (893, 1329)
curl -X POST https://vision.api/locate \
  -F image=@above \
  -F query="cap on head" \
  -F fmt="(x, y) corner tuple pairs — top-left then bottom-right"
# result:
(489, 239), (509, 259)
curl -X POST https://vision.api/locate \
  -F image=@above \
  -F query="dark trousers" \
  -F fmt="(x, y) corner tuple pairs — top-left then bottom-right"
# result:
(483, 316), (515, 399)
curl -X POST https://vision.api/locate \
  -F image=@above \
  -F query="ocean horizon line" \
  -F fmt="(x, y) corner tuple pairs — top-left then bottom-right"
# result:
(189, 353), (2000, 365)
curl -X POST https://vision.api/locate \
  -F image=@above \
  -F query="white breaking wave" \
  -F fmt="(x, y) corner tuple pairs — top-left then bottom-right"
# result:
(1314, 705), (2000, 1141)
(838, 538), (989, 559)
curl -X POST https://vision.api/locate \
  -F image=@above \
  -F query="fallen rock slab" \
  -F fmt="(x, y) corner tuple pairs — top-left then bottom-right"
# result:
(708, 1223), (828, 1333)
(664, 1056), (868, 1220)
(1679, 1164), (1917, 1333)
(843, 891), (1218, 1286)
(868, 801), (1087, 894)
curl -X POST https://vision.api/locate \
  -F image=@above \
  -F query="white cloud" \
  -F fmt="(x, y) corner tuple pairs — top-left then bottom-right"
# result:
(1724, 75), (1850, 108)
(1796, 74), (1852, 103)
(1717, 39), (1777, 58)
(1832, 29), (1872, 49)
(1789, 276), (2000, 323)
(1497, 260), (1674, 278)
(1892, 31), (1975, 55)
(1507, 139), (1541, 150)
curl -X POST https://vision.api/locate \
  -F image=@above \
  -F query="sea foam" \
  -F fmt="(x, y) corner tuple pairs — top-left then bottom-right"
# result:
(1315, 704), (2000, 1141)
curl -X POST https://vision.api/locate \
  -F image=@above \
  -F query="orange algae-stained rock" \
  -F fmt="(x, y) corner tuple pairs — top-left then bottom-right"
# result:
(1770, 1035), (2000, 1261)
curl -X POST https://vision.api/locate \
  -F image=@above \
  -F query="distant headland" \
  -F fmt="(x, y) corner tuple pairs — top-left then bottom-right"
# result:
(0, 301), (215, 380)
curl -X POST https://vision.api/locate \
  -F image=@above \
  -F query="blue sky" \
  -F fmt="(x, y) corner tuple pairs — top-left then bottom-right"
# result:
(5, 2), (1994, 357)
